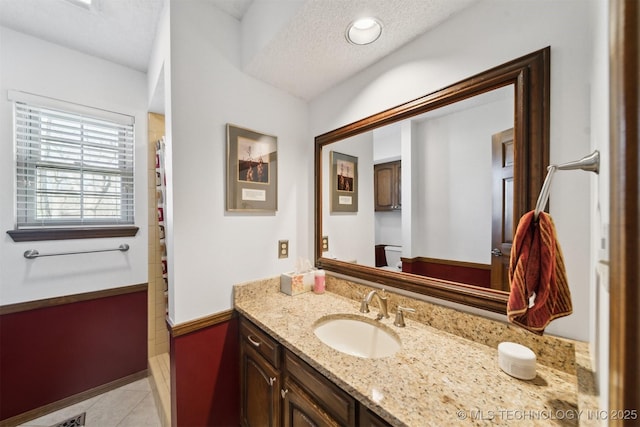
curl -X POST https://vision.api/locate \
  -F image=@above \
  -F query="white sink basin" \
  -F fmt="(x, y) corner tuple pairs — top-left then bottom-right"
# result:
(313, 315), (401, 359)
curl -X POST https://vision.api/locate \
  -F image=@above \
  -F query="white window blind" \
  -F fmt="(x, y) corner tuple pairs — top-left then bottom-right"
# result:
(13, 96), (135, 228)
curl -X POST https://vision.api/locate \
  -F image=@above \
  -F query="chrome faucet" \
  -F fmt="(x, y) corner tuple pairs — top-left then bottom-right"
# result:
(360, 289), (389, 320)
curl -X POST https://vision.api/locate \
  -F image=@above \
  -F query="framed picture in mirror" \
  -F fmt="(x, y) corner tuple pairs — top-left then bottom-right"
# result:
(226, 124), (277, 212)
(330, 151), (358, 213)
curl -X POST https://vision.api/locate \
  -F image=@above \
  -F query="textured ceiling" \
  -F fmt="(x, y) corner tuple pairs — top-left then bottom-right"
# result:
(244, 0), (478, 100)
(0, 0), (164, 72)
(0, 0), (479, 101)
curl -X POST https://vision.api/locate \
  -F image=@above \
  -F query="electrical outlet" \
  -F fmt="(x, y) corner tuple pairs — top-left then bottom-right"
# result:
(322, 236), (329, 252)
(278, 240), (289, 259)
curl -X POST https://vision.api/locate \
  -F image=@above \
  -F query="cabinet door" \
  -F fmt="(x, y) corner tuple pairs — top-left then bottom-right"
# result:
(240, 344), (280, 427)
(374, 163), (395, 211)
(374, 161), (401, 211)
(283, 380), (341, 427)
(395, 162), (401, 209)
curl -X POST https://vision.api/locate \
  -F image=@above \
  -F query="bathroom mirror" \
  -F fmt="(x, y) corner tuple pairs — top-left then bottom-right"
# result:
(314, 48), (550, 314)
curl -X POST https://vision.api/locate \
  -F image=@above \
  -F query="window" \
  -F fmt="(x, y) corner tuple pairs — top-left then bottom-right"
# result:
(11, 92), (135, 231)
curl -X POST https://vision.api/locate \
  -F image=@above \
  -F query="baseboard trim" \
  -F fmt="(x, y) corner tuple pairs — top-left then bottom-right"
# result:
(0, 370), (148, 427)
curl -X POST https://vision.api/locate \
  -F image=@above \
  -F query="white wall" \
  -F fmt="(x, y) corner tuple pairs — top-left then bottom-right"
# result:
(373, 124), (402, 247)
(588, 0), (610, 412)
(375, 212), (402, 247)
(166, 2), (308, 324)
(0, 28), (149, 304)
(373, 123), (401, 163)
(147, 0), (170, 115)
(309, 0), (595, 341)
(322, 133), (375, 265)
(415, 94), (513, 264)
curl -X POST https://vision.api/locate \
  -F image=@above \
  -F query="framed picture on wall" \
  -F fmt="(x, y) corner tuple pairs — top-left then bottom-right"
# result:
(226, 124), (277, 212)
(330, 151), (358, 213)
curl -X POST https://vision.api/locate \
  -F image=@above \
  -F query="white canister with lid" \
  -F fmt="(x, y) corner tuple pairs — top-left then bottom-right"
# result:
(498, 342), (537, 380)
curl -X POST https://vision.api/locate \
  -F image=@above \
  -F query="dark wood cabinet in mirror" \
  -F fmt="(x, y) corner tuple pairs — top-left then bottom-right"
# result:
(314, 47), (550, 314)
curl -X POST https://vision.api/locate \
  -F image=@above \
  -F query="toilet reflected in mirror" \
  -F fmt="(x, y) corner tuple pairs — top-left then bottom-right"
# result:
(379, 245), (402, 272)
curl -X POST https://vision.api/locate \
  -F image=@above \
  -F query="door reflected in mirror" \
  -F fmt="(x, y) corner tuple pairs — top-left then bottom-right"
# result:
(315, 48), (550, 313)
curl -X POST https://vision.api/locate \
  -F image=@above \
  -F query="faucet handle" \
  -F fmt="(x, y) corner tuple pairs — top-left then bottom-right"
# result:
(359, 294), (370, 313)
(394, 306), (415, 327)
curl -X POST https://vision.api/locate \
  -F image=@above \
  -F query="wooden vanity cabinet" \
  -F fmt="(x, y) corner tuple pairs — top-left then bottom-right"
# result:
(374, 161), (401, 211)
(239, 316), (392, 427)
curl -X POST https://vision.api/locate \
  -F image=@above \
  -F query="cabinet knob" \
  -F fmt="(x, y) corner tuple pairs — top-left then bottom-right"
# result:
(281, 388), (289, 399)
(269, 377), (276, 387)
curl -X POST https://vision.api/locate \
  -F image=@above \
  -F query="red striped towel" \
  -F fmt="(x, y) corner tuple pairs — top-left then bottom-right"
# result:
(507, 211), (572, 335)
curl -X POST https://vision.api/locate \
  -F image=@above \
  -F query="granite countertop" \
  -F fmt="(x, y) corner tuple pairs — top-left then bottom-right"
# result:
(234, 277), (598, 427)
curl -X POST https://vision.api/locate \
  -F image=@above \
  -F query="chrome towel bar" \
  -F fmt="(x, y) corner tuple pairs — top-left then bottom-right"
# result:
(534, 150), (600, 220)
(24, 243), (130, 259)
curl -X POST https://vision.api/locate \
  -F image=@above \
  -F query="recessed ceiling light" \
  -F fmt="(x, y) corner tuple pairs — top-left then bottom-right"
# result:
(346, 17), (383, 45)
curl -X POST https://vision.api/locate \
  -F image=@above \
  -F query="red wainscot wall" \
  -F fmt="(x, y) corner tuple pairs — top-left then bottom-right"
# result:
(401, 257), (492, 288)
(0, 284), (148, 425)
(170, 311), (239, 427)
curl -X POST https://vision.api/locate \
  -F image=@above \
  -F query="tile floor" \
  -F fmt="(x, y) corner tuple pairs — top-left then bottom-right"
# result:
(148, 353), (170, 425)
(19, 377), (161, 427)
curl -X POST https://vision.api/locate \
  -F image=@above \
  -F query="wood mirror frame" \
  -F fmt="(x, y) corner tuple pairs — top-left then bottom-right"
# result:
(314, 47), (550, 314)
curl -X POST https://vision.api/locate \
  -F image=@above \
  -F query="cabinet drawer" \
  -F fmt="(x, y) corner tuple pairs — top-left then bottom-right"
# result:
(240, 317), (280, 368)
(284, 349), (356, 427)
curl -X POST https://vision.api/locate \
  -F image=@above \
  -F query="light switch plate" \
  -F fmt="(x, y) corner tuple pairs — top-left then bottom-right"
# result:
(278, 240), (289, 259)
(322, 236), (329, 252)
